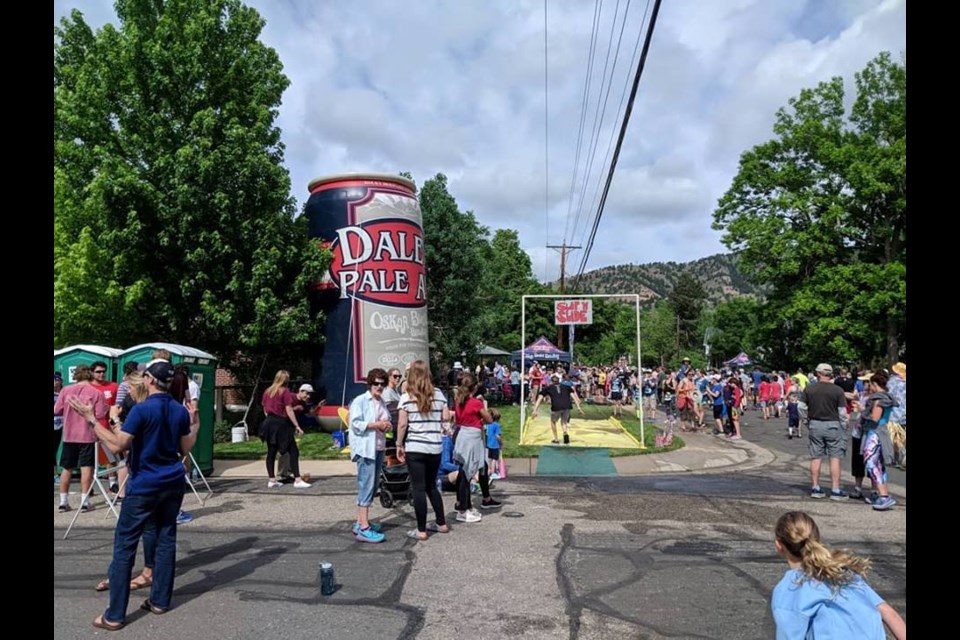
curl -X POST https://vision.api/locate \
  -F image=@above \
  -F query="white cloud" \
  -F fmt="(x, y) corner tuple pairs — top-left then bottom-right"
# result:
(54, 0), (906, 282)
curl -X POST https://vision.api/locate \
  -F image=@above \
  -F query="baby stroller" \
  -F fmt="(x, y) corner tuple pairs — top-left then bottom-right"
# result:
(378, 404), (413, 508)
(379, 449), (412, 508)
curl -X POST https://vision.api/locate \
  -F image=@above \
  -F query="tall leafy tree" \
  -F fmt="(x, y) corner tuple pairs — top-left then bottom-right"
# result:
(475, 229), (545, 353)
(418, 173), (489, 367)
(667, 271), (707, 351)
(54, 0), (328, 368)
(713, 52), (905, 366)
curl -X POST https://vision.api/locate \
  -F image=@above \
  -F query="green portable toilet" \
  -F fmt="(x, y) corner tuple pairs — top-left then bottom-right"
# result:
(117, 343), (219, 475)
(53, 345), (123, 383)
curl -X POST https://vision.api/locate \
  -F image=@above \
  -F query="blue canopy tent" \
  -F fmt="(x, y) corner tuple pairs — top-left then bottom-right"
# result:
(511, 336), (572, 366)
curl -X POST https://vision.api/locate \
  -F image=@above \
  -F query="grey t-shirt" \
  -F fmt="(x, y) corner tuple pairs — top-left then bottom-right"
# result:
(801, 382), (846, 421)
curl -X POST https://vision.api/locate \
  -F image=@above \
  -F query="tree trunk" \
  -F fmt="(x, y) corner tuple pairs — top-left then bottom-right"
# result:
(886, 315), (899, 364)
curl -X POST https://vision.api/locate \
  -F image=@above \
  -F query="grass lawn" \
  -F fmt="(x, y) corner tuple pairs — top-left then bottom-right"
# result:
(213, 402), (683, 461)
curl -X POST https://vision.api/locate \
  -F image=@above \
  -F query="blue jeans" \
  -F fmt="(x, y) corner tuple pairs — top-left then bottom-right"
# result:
(105, 485), (185, 622)
(355, 450), (384, 507)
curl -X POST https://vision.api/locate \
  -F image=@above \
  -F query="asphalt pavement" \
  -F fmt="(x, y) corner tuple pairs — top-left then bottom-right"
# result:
(53, 406), (906, 639)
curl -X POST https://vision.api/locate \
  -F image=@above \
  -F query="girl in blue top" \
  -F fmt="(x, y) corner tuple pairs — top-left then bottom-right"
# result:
(772, 511), (905, 640)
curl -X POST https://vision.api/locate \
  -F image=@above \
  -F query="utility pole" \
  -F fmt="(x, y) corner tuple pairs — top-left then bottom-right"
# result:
(547, 243), (581, 349)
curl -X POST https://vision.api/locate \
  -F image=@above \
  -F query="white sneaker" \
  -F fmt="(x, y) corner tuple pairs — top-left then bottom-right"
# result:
(267, 480), (282, 488)
(293, 479), (312, 489)
(490, 473), (501, 481)
(456, 509), (482, 523)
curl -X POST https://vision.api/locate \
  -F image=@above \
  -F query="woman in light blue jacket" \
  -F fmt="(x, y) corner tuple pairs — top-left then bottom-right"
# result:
(348, 368), (392, 543)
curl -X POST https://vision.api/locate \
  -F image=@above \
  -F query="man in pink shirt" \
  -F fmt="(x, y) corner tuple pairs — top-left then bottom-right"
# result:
(54, 364), (108, 512)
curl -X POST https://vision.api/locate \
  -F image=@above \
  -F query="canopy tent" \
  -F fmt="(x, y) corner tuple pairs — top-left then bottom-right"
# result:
(511, 336), (572, 364)
(476, 344), (512, 356)
(724, 352), (753, 367)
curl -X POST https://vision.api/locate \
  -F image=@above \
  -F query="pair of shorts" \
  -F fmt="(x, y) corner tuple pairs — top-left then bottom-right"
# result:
(808, 420), (846, 459)
(355, 450), (385, 507)
(60, 442), (95, 469)
(712, 405), (725, 420)
(488, 448), (501, 461)
(610, 391), (623, 401)
(551, 409), (571, 424)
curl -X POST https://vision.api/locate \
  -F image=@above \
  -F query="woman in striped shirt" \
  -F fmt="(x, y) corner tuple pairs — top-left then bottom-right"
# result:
(396, 361), (452, 540)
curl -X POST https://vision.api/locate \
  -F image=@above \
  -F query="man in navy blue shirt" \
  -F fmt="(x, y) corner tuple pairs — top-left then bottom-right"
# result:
(72, 358), (198, 630)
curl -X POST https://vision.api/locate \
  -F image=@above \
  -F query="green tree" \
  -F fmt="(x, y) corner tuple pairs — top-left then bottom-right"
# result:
(640, 302), (677, 367)
(706, 297), (763, 364)
(418, 173), (489, 367)
(713, 52), (905, 366)
(475, 229), (545, 353)
(54, 0), (328, 368)
(667, 271), (707, 351)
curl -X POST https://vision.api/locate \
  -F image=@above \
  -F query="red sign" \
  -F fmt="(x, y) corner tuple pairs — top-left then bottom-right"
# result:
(328, 218), (427, 308)
(555, 300), (593, 325)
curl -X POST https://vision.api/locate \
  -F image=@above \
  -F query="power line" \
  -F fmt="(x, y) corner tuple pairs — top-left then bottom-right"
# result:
(562, 0), (603, 245)
(574, 0), (651, 250)
(543, 0), (550, 281)
(573, 0), (663, 289)
(569, 0), (626, 250)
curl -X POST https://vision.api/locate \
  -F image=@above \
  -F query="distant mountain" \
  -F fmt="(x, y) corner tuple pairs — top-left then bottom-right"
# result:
(563, 253), (763, 306)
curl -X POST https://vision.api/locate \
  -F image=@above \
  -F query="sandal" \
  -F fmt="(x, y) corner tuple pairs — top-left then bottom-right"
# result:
(92, 615), (124, 631)
(95, 578), (110, 592)
(140, 599), (169, 615)
(426, 523), (449, 533)
(406, 528), (428, 541)
(130, 573), (153, 590)
(550, 439), (560, 444)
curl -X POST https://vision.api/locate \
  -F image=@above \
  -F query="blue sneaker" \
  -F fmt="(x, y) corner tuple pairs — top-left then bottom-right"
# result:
(355, 526), (385, 543)
(872, 495), (896, 511)
(864, 491), (879, 505)
(809, 486), (826, 499)
(829, 489), (847, 501)
(351, 522), (382, 535)
(176, 511), (193, 525)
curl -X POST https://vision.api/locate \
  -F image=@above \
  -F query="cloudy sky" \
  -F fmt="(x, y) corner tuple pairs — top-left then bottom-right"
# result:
(54, 0), (905, 282)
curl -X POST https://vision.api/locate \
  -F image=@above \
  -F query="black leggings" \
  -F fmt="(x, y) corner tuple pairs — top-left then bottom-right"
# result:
(267, 441), (300, 479)
(456, 461), (490, 511)
(405, 451), (446, 531)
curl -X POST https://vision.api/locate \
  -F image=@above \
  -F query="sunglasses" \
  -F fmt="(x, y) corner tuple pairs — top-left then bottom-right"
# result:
(371, 381), (386, 388)
(391, 374), (401, 379)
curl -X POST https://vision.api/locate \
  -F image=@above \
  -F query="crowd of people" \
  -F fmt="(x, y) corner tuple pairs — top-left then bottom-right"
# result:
(55, 352), (906, 634)
(55, 349), (201, 631)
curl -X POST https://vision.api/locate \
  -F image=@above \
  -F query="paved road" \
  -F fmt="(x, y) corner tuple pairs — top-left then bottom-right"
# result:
(54, 438), (906, 639)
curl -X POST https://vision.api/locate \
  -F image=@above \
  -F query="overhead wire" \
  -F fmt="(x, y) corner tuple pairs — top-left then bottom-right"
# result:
(542, 0), (550, 281)
(574, 0), (652, 250)
(573, 0), (664, 289)
(561, 0), (603, 245)
(568, 0), (627, 250)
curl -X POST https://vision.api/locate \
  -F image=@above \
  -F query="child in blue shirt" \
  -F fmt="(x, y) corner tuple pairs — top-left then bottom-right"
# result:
(485, 408), (502, 480)
(772, 511), (905, 640)
(786, 392), (800, 439)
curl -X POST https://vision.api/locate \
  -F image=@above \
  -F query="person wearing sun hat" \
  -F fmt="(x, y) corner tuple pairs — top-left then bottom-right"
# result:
(887, 362), (906, 469)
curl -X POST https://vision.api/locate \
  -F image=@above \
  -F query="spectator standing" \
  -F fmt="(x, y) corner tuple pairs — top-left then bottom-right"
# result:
(799, 364), (848, 500)
(396, 361), (450, 540)
(348, 369), (392, 542)
(54, 365), (107, 513)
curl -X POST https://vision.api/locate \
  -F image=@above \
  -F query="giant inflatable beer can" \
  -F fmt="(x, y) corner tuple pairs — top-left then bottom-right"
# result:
(306, 174), (429, 413)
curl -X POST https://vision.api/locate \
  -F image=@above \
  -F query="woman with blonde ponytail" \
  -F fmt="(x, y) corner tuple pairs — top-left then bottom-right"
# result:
(772, 511), (905, 639)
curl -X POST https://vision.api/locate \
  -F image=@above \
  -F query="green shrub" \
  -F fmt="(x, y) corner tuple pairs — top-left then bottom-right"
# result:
(213, 420), (234, 444)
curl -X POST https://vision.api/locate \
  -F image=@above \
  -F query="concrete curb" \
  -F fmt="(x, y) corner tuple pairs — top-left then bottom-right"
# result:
(211, 431), (779, 479)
